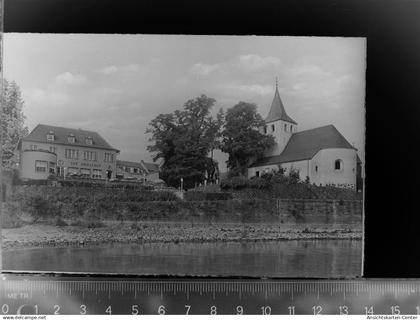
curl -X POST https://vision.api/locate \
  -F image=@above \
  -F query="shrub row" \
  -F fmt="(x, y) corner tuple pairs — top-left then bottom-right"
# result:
(221, 172), (362, 200)
(11, 186), (179, 203)
(5, 196), (278, 223)
(184, 191), (232, 201)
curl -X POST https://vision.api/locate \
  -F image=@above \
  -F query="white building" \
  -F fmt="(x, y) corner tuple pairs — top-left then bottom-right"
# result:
(18, 124), (120, 180)
(247, 83), (361, 189)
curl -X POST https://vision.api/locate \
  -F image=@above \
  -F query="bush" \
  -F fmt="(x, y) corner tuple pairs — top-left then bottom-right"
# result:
(55, 217), (68, 226)
(69, 220), (83, 226)
(1, 202), (25, 228)
(184, 192), (232, 201)
(220, 170), (361, 200)
(220, 176), (250, 190)
(83, 207), (106, 228)
(23, 179), (49, 186)
(248, 177), (270, 189)
(27, 195), (50, 221)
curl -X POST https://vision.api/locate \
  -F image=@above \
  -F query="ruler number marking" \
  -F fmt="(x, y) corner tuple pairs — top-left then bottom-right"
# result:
(158, 305), (165, 315)
(210, 305), (217, 315)
(54, 304), (60, 315)
(339, 305), (348, 315)
(106, 305), (112, 315)
(312, 305), (322, 315)
(391, 305), (400, 315)
(132, 305), (139, 315)
(185, 305), (191, 315)
(80, 304), (87, 315)
(364, 306), (374, 315)
(261, 306), (271, 315)
(288, 306), (295, 315)
(236, 305), (243, 315)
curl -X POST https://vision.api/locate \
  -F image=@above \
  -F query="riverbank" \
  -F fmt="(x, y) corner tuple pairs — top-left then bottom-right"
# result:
(2, 221), (362, 251)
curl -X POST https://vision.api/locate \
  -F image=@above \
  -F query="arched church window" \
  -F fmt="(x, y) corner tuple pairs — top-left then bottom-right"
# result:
(284, 124), (287, 131)
(271, 124), (275, 132)
(263, 126), (267, 134)
(290, 125), (293, 132)
(334, 159), (343, 171)
(315, 165), (318, 172)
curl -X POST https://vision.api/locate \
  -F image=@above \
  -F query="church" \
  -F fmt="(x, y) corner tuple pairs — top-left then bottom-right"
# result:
(247, 82), (362, 190)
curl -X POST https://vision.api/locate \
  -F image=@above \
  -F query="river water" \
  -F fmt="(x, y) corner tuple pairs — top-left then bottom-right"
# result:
(4, 239), (362, 277)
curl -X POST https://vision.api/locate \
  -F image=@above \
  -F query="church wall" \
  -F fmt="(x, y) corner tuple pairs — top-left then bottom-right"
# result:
(247, 163), (279, 177)
(279, 160), (310, 180)
(310, 148), (357, 189)
(247, 159), (309, 179)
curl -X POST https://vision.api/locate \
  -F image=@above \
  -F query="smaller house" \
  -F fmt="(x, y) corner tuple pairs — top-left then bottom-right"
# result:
(116, 159), (160, 183)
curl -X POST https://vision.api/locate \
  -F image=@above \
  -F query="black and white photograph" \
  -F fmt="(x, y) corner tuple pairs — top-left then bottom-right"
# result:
(1, 34), (365, 277)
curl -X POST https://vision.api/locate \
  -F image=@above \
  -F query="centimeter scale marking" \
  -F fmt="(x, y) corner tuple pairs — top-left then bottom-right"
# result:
(1, 275), (420, 315)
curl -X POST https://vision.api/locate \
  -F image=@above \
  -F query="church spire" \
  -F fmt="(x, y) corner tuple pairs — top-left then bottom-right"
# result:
(265, 77), (297, 125)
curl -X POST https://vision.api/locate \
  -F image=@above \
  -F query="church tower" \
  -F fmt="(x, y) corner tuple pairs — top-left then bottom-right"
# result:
(264, 78), (297, 156)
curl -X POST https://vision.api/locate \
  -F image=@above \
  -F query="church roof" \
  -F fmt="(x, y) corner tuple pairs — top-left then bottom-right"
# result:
(22, 124), (119, 151)
(265, 85), (297, 125)
(250, 124), (357, 167)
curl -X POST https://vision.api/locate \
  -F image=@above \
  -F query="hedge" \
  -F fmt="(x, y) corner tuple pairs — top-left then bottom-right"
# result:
(184, 191), (233, 201)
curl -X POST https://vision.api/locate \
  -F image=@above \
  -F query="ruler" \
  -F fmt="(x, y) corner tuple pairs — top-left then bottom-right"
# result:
(1, 274), (420, 315)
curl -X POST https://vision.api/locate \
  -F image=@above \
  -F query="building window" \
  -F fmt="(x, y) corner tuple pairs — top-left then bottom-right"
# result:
(80, 168), (91, 178)
(49, 146), (57, 154)
(85, 136), (93, 145)
(68, 134), (75, 143)
(93, 169), (102, 179)
(335, 159), (343, 171)
(49, 162), (56, 174)
(46, 133), (55, 141)
(68, 167), (78, 175)
(271, 124), (275, 132)
(30, 145), (38, 150)
(83, 150), (97, 161)
(65, 149), (79, 159)
(290, 125), (293, 132)
(315, 165), (318, 172)
(35, 160), (48, 172)
(104, 153), (114, 163)
(284, 124), (287, 131)
(134, 168), (139, 173)
(256, 171), (260, 177)
(263, 126), (267, 134)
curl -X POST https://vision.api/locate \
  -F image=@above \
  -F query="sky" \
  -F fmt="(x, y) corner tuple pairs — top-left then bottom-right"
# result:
(3, 34), (366, 166)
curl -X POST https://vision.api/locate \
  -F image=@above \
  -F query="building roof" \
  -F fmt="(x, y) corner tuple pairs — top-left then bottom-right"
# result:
(117, 159), (159, 173)
(22, 124), (119, 151)
(265, 85), (297, 125)
(142, 161), (159, 172)
(117, 159), (144, 169)
(250, 124), (357, 167)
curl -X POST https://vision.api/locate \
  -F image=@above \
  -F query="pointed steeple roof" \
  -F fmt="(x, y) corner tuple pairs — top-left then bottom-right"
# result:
(265, 79), (297, 125)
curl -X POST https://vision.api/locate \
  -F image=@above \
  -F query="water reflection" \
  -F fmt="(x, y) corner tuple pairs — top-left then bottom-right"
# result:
(4, 240), (362, 277)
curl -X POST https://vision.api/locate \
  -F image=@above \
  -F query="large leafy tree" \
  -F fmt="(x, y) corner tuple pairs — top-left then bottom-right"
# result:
(146, 95), (223, 189)
(221, 102), (275, 176)
(1, 79), (28, 169)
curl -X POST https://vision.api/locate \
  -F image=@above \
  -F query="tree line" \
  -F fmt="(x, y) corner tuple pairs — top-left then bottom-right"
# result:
(147, 94), (275, 189)
(1, 81), (275, 189)
(1, 79), (28, 170)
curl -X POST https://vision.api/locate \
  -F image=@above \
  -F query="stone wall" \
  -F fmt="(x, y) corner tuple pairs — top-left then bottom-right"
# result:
(4, 185), (362, 225)
(277, 199), (362, 225)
